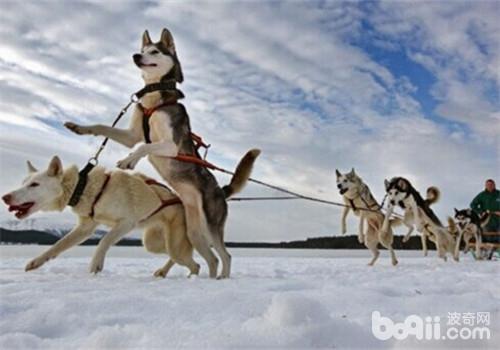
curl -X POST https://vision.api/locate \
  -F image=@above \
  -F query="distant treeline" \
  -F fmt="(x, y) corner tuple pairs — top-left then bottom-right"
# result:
(0, 227), (436, 250)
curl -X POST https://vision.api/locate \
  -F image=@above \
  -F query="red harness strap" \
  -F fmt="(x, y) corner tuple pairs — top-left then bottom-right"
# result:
(90, 174), (111, 218)
(142, 101), (178, 118)
(141, 178), (182, 221)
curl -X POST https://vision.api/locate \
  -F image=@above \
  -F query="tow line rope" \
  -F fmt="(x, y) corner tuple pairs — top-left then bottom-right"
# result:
(69, 86), (402, 219)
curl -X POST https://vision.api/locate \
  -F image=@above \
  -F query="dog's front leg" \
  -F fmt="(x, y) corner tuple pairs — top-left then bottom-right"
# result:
(475, 231), (482, 260)
(89, 221), (135, 274)
(408, 197), (425, 232)
(453, 228), (464, 261)
(382, 203), (394, 234)
(25, 218), (98, 271)
(117, 141), (178, 170)
(340, 206), (350, 234)
(64, 107), (143, 148)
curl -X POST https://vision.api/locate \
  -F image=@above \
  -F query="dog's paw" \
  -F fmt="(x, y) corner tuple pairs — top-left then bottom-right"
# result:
(116, 154), (139, 170)
(341, 226), (347, 235)
(357, 234), (364, 244)
(153, 268), (168, 278)
(402, 235), (410, 243)
(25, 256), (47, 271)
(64, 122), (91, 135)
(89, 257), (104, 274)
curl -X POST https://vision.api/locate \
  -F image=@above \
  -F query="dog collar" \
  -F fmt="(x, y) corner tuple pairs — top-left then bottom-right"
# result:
(133, 80), (185, 100)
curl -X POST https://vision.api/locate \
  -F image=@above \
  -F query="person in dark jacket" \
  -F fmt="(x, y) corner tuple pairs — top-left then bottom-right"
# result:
(470, 179), (500, 246)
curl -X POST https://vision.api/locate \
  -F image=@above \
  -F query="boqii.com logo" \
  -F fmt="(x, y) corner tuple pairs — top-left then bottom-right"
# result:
(372, 311), (491, 341)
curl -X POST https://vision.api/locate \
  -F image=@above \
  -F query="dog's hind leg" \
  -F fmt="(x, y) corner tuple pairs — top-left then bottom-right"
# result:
(25, 218), (98, 271)
(176, 184), (219, 278)
(364, 229), (380, 266)
(154, 259), (175, 278)
(166, 217), (200, 277)
(89, 220), (136, 274)
(421, 232), (428, 256)
(358, 215), (365, 244)
(211, 227), (232, 279)
(378, 228), (398, 266)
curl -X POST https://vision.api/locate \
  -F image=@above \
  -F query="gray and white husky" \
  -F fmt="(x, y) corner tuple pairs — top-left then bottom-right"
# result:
(450, 208), (490, 259)
(336, 169), (400, 266)
(64, 28), (260, 279)
(383, 177), (457, 261)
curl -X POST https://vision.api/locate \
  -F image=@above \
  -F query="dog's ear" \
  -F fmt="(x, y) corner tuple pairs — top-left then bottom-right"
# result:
(142, 30), (152, 48)
(47, 156), (63, 177)
(160, 28), (176, 55)
(454, 208), (458, 214)
(384, 179), (390, 191)
(397, 178), (408, 190)
(335, 169), (341, 178)
(349, 168), (355, 176)
(160, 28), (183, 83)
(27, 161), (37, 173)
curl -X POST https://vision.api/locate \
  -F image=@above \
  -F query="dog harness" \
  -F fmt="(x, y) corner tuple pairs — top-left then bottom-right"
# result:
(140, 101), (213, 166)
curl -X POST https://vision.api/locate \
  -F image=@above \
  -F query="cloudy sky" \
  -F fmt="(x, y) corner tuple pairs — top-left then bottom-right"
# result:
(0, 1), (498, 242)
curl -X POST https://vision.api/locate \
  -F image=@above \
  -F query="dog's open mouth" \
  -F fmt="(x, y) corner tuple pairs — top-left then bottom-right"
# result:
(8, 202), (35, 219)
(339, 188), (348, 195)
(139, 63), (157, 67)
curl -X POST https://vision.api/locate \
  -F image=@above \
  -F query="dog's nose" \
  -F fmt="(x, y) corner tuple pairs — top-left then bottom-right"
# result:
(390, 200), (395, 205)
(2, 193), (12, 204)
(133, 54), (142, 65)
(337, 184), (342, 189)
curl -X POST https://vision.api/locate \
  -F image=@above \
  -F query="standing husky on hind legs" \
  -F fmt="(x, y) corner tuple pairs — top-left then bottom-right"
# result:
(65, 28), (260, 279)
(335, 169), (400, 266)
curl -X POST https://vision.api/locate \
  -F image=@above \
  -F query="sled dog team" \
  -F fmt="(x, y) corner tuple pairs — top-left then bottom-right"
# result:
(1, 29), (490, 278)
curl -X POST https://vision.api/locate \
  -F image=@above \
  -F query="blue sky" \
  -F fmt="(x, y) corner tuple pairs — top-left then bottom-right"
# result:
(0, 1), (498, 241)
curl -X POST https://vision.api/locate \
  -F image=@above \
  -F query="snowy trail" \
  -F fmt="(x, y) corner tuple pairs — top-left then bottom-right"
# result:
(1, 246), (499, 349)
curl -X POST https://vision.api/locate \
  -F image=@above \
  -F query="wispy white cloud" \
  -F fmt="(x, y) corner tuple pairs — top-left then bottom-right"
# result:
(0, 1), (497, 242)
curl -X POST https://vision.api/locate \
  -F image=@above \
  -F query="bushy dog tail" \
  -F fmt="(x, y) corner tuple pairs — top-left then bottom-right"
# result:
(223, 149), (261, 198)
(425, 186), (440, 205)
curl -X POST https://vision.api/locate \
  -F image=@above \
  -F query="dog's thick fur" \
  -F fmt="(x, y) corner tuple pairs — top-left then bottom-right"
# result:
(2, 155), (255, 276)
(397, 186), (440, 256)
(450, 208), (490, 260)
(335, 169), (400, 266)
(64, 29), (260, 278)
(383, 177), (457, 261)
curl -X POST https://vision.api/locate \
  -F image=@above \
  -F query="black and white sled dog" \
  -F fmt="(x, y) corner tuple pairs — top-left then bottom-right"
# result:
(65, 28), (260, 279)
(450, 208), (490, 259)
(336, 169), (400, 266)
(398, 185), (440, 256)
(383, 177), (457, 261)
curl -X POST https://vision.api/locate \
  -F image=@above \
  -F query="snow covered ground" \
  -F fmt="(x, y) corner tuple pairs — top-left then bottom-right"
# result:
(1, 246), (498, 349)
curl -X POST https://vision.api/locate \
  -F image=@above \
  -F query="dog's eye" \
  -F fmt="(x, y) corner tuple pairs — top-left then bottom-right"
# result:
(150, 50), (159, 55)
(29, 182), (39, 188)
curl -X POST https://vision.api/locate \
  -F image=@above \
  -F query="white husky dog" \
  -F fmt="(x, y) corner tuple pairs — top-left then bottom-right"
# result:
(2, 156), (254, 275)
(336, 169), (400, 266)
(2, 156), (200, 276)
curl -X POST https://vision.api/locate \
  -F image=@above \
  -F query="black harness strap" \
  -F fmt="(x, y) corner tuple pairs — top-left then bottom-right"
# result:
(142, 114), (152, 144)
(349, 199), (357, 211)
(68, 162), (96, 207)
(134, 81), (178, 99)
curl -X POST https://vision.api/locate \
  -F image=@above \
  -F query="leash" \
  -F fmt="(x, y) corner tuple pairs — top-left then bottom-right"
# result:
(67, 83), (401, 220)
